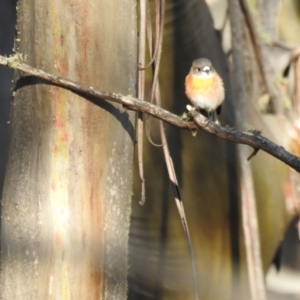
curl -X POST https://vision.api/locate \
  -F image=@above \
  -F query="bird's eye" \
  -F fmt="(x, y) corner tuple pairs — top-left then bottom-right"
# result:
(197, 67), (201, 72)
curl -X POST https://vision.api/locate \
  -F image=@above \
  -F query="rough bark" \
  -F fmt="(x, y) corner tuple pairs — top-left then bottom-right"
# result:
(0, 0), (137, 299)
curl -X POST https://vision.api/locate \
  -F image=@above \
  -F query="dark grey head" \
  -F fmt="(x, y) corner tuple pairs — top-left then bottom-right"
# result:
(190, 58), (216, 77)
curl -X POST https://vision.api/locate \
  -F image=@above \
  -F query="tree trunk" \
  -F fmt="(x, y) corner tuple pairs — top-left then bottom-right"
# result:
(0, 0), (137, 299)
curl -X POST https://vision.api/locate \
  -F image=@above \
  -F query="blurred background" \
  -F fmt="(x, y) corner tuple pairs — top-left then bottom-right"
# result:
(1, 0), (300, 299)
(128, 1), (300, 299)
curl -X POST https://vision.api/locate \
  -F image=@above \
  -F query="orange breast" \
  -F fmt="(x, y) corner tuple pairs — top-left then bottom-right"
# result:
(188, 75), (214, 91)
(185, 75), (217, 98)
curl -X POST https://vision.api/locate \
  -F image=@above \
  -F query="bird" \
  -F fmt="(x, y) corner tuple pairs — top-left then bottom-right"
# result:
(185, 58), (225, 124)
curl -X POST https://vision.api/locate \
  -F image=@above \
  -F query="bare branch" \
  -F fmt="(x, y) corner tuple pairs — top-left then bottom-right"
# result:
(187, 107), (300, 172)
(0, 55), (193, 128)
(1, 54), (300, 173)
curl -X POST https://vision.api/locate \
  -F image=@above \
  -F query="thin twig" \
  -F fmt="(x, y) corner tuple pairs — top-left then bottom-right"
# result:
(1, 54), (300, 173)
(141, 0), (160, 69)
(137, 0), (147, 205)
(144, 1), (200, 298)
(148, 0), (164, 105)
(144, 0), (165, 147)
(247, 148), (259, 161)
(156, 87), (200, 300)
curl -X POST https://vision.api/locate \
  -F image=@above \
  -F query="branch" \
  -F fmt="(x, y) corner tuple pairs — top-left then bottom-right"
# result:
(0, 54), (193, 129)
(187, 107), (300, 172)
(1, 54), (300, 172)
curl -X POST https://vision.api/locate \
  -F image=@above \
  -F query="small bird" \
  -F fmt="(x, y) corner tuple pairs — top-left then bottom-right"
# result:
(185, 58), (225, 124)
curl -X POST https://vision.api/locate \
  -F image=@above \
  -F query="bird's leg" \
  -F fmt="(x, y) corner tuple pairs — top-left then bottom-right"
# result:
(204, 112), (212, 125)
(212, 111), (220, 125)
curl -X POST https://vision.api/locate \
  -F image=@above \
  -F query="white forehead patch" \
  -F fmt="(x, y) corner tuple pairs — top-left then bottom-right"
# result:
(202, 66), (211, 73)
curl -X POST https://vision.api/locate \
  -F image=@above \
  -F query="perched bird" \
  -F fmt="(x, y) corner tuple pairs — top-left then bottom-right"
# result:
(185, 58), (225, 124)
